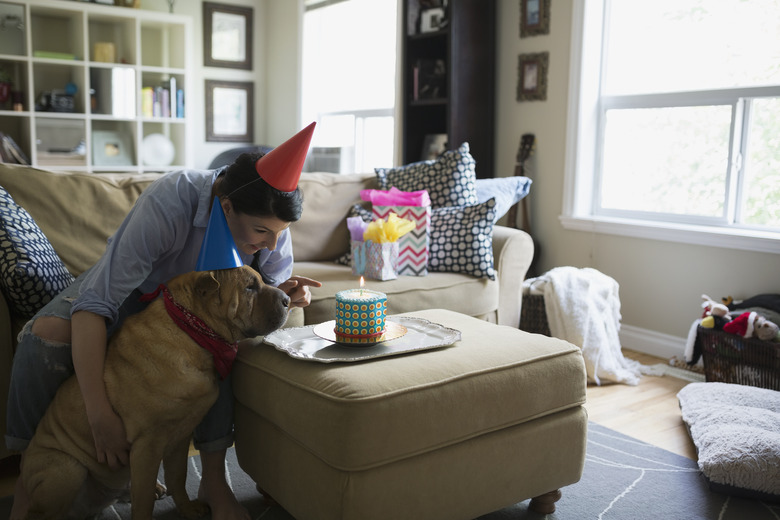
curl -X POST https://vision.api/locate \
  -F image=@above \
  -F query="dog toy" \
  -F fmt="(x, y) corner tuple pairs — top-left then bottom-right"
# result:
(722, 311), (780, 341)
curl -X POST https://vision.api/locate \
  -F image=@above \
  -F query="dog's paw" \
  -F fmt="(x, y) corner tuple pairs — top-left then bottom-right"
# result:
(177, 499), (210, 519)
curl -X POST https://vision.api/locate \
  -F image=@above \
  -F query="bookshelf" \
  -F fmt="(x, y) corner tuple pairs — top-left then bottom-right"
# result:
(0, 0), (192, 172)
(402, 0), (496, 178)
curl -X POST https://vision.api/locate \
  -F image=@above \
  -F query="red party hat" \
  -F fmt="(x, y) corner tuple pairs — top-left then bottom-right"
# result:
(196, 197), (243, 271)
(255, 122), (316, 192)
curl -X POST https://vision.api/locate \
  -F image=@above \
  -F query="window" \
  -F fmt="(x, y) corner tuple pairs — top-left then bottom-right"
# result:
(301, 0), (397, 173)
(564, 0), (780, 253)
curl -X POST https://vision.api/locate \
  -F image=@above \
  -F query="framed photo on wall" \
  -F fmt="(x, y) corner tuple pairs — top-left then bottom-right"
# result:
(205, 80), (254, 142)
(203, 2), (253, 70)
(519, 0), (550, 38)
(517, 52), (549, 102)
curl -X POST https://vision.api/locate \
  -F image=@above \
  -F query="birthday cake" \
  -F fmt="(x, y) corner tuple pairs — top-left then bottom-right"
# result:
(334, 288), (387, 343)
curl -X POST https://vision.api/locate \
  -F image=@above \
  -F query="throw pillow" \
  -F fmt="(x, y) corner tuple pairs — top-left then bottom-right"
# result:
(0, 186), (75, 318)
(375, 142), (478, 208)
(429, 198), (497, 280)
(475, 176), (532, 223)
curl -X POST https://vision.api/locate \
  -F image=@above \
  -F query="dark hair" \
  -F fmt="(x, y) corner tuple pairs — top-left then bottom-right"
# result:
(216, 152), (304, 222)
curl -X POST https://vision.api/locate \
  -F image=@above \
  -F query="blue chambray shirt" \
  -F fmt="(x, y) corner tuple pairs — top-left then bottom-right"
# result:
(71, 168), (294, 325)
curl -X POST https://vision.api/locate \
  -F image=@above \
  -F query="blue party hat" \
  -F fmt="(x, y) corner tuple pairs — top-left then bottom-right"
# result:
(196, 197), (243, 271)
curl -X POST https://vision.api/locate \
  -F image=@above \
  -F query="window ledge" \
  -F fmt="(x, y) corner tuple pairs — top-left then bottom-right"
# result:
(559, 215), (780, 254)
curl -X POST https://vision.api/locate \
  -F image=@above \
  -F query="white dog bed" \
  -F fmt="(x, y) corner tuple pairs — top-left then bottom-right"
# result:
(677, 382), (780, 501)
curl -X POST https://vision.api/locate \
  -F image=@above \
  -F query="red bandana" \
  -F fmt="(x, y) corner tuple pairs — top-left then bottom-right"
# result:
(140, 284), (237, 379)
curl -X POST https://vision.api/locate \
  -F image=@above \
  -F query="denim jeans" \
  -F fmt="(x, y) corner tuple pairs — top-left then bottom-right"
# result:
(5, 271), (234, 453)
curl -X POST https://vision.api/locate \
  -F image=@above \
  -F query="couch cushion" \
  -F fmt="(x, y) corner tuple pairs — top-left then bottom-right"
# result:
(292, 172), (378, 262)
(233, 308), (587, 471)
(0, 186), (75, 318)
(0, 164), (159, 276)
(293, 262), (498, 325)
(375, 142), (478, 208)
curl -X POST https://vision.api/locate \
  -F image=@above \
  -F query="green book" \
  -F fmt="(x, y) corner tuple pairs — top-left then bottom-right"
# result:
(33, 50), (78, 60)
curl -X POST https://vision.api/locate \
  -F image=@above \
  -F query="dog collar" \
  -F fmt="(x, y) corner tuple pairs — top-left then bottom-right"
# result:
(140, 284), (237, 379)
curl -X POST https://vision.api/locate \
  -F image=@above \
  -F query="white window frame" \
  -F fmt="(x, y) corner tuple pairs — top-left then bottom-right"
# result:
(562, 1), (780, 254)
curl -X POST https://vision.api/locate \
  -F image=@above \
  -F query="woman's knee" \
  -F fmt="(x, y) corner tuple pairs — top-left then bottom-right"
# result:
(29, 316), (71, 345)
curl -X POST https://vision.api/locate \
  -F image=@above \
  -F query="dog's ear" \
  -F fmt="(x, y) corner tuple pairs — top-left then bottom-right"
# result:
(194, 271), (221, 298)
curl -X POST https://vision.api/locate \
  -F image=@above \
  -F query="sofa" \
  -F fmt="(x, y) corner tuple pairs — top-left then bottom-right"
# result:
(0, 161), (534, 461)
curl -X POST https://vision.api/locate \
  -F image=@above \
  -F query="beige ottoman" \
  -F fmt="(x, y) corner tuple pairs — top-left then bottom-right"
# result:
(233, 309), (587, 520)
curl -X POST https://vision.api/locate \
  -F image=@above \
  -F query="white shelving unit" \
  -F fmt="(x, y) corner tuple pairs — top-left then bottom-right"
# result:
(0, 0), (192, 172)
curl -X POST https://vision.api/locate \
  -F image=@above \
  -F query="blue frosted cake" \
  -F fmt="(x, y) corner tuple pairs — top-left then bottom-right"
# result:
(334, 288), (387, 343)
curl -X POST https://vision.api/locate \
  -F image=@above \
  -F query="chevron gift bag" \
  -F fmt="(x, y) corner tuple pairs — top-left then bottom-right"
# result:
(372, 205), (430, 276)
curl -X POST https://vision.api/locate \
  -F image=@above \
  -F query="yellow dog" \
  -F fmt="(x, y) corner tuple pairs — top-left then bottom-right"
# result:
(22, 266), (290, 519)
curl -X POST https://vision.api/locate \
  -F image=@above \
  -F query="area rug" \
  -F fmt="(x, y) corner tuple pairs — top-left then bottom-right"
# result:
(1, 423), (777, 519)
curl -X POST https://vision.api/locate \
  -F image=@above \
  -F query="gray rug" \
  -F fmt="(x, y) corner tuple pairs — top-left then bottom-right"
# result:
(2, 423), (777, 519)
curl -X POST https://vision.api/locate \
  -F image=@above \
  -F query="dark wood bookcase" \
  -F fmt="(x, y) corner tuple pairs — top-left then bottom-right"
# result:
(402, 0), (496, 178)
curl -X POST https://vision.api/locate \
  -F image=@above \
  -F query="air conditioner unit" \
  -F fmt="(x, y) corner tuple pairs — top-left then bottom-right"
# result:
(304, 146), (354, 173)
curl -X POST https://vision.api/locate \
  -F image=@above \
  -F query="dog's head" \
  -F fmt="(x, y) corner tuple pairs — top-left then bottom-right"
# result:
(170, 266), (290, 342)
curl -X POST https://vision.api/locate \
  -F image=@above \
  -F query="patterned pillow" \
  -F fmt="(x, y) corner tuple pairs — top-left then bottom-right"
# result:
(429, 198), (496, 280)
(375, 142), (478, 208)
(0, 186), (75, 318)
(475, 176), (532, 223)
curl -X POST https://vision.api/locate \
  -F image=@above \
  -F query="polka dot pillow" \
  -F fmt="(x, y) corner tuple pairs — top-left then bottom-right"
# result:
(0, 186), (75, 318)
(375, 142), (478, 208)
(429, 198), (497, 279)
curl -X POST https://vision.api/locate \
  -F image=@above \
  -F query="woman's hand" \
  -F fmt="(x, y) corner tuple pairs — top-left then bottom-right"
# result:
(71, 310), (131, 470)
(89, 405), (131, 470)
(278, 276), (322, 308)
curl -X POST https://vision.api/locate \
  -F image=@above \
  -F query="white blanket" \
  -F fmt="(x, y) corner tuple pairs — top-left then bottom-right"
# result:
(524, 266), (656, 386)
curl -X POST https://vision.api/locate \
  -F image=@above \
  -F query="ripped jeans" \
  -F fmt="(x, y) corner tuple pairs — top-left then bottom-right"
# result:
(5, 272), (235, 453)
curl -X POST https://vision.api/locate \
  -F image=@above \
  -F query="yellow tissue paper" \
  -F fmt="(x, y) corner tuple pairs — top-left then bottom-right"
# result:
(363, 212), (415, 243)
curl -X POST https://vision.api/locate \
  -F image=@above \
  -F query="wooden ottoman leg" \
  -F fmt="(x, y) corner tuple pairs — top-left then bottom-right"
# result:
(529, 489), (562, 514)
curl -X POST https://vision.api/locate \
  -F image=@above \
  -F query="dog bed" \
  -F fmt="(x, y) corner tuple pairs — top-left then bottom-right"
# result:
(677, 382), (780, 501)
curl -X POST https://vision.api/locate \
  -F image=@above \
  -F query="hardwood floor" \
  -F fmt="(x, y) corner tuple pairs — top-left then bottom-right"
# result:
(0, 350), (698, 501)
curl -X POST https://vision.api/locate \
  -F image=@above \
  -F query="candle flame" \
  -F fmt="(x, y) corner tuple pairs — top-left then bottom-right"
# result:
(359, 276), (365, 288)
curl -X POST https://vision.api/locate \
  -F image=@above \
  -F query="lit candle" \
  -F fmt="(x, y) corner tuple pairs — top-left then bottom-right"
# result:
(360, 276), (364, 297)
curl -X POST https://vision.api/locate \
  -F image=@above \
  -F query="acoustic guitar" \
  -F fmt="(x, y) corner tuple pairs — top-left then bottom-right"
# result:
(506, 133), (539, 275)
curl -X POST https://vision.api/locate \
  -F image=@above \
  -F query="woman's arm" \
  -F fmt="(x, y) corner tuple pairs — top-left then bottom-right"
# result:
(71, 310), (131, 470)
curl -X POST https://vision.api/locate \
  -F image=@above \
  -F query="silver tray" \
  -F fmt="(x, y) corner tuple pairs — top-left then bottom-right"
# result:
(263, 316), (461, 363)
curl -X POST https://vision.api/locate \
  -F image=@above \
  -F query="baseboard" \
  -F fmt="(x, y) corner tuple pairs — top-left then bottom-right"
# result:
(619, 324), (686, 361)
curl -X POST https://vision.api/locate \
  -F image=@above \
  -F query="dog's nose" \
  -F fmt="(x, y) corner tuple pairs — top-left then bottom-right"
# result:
(282, 294), (290, 307)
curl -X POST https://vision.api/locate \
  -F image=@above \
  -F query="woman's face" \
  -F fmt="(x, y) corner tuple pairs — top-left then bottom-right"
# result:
(221, 199), (290, 256)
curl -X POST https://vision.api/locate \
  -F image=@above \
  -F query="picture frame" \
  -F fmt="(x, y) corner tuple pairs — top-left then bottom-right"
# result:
(92, 129), (134, 166)
(203, 2), (253, 70)
(519, 0), (550, 38)
(517, 52), (549, 102)
(205, 80), (254, 143)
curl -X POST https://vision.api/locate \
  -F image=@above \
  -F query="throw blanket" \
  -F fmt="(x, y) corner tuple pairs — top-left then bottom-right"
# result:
(524, 267), (657, 386)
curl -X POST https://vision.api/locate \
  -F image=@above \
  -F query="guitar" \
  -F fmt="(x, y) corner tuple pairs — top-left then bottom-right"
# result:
(506, 133), (539, 275)
(506, 133), (535, 233)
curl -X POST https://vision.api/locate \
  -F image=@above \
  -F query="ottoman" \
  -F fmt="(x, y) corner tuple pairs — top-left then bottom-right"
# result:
(232, 309), (588, 520)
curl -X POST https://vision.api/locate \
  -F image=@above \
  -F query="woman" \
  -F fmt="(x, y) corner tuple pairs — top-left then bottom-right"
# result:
(7, 123), (320, 520)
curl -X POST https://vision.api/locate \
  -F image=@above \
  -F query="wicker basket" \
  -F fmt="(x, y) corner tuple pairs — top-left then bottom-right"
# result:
(695, 326), (780, 391)
(520, 294), (551, 336)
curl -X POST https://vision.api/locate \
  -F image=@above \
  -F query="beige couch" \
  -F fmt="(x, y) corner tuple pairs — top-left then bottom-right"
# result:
(0, 163), (534, 460)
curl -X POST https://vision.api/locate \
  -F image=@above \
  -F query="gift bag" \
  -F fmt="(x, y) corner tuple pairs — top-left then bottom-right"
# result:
(372, 205), (430, 276)
(352, 240), (398, 281)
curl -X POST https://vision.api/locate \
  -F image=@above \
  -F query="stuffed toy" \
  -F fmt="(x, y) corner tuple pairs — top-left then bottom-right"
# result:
(722, 311), (780, 341)
(700, 294), (731, 328)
